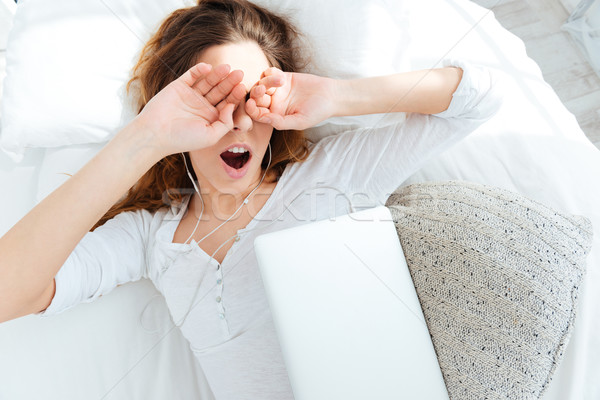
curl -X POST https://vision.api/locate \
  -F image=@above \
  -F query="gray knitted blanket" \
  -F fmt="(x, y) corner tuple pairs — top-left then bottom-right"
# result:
(385, 180), (593, 400)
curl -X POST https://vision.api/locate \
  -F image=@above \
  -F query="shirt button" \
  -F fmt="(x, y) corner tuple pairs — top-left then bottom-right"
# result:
(217, 279), (222, 285)
(219, 313), (225, 319)
(234, 235), (240, 242)
(216, 296), (222, 303)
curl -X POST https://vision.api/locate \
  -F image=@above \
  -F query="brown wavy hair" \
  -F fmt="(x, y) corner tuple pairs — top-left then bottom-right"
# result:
(92, 0), (310, 231)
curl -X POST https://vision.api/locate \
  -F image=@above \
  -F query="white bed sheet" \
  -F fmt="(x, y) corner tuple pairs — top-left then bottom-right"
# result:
(399, 2), (600, 398)
(0, 146), (216, 399)
(0, 0), (599, 399)
(404, 134), (600, 400)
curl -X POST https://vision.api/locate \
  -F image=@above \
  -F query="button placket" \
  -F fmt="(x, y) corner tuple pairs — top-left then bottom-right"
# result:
(213, 234), (242, 335)
(214, 261), (229, 334)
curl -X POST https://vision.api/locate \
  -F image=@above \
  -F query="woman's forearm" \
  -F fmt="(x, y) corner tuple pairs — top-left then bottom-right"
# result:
(0, 120), (160, 322)
(333, 67), (463, 117)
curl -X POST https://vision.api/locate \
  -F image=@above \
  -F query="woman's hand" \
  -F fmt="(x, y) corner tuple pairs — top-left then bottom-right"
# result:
(134, 62), (247, 158)
(245, 67), (338, 131)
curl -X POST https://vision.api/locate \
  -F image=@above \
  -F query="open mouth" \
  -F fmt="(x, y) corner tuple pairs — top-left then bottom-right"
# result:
(220, 150), (251, 170)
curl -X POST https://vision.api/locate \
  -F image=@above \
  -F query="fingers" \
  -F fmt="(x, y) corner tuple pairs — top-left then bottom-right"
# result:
(185, 62), (248, 109)
(180, 62), (212, 87)
(192, 64), (231, 95)
(215, 82), (247, 112)
(184, 63), (284, 113)
(206, 102), (236, 140)
(244, 97), (270, 122)
(181, 63), (287, 128)
(260, 67), (285, 95)
(258, 75), (284, 95)
(249, 84), (271, 108)
(204, 69), (244, 105)
(243, 68), (285, 121)
(243, 81), (276, 121)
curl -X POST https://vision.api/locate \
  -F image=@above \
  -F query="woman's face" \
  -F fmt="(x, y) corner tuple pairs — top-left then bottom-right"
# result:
(188, 41), (274, 198)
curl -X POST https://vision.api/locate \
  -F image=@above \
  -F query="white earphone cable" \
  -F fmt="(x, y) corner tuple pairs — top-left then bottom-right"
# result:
(172, 143), (272, 328)
(139, 143), (356, 333)
(182, 153), (205, 245)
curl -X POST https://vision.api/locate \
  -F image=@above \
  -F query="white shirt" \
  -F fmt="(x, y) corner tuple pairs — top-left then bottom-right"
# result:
(39, 59), (504, 400)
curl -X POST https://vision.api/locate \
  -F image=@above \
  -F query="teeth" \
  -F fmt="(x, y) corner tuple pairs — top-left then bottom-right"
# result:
(227, 147), (248, 153)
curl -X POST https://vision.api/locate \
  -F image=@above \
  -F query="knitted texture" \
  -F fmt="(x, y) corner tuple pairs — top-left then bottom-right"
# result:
(385, 180), (593, 400)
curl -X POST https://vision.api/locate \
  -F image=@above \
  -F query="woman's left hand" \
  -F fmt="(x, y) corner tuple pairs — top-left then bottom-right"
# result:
(244, 67), (338, 131)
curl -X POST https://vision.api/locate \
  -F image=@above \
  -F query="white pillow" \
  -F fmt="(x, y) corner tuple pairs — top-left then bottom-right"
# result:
(0, 0), (409, 162)
(0, 0), (195, 162)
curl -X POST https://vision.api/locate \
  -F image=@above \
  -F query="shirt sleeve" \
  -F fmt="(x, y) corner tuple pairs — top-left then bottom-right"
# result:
(307, 58), (505, 206)
(36, 209), (153, 317)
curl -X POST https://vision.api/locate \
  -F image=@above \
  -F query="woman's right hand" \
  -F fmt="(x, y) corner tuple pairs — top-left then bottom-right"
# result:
(134, 62), (247, 158)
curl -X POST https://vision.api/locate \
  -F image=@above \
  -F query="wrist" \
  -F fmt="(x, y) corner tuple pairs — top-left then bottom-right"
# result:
(112, 118), (164, 167)
(331, 67), (465, 117)
(331, 78), (359, 117)
(331, 77), (380, 117)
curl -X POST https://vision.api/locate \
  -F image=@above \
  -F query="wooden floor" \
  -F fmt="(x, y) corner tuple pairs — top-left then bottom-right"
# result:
(472, 0), (600, 150)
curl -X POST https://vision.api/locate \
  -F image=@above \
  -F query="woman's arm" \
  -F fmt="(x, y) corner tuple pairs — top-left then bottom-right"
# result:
(252, 60), (504, 207)
(0, 62), (247, 323)
(244, 65), (463, 130)
(0, 124), (159, 322)
(333, 67), (464, 116)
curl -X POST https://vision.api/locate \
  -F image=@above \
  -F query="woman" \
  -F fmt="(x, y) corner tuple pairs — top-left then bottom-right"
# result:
(0, 0), (503, 398)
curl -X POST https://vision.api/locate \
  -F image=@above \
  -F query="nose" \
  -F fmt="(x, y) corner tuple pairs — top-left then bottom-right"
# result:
(231, 100), (253, 134)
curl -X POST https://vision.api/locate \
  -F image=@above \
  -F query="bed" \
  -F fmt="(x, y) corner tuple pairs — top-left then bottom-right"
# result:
(0, 0), (598, 399)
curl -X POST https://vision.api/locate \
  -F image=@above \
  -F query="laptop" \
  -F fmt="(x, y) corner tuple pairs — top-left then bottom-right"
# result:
(254, 206), (449, 400)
